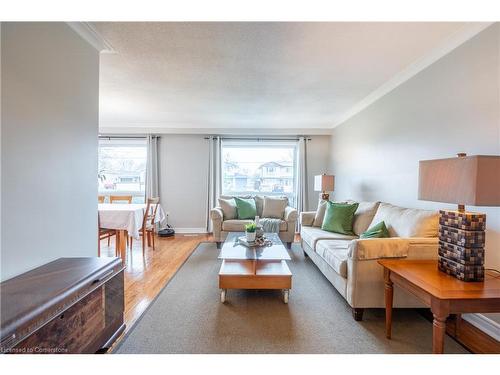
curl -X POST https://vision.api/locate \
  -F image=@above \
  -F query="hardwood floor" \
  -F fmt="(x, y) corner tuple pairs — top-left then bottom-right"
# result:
(100, 233), (213, 340)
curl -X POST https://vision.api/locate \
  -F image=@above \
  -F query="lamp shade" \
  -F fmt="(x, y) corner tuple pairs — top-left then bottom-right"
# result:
(314, 175), (335, 192)
(418, 155), (500, 206)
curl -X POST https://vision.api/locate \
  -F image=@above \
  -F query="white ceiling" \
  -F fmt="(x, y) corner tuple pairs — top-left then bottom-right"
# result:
(95, 22), (474, 134)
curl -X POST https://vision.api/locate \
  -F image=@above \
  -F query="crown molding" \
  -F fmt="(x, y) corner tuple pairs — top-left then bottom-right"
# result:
(331, 22), (494, 129)
(99, 124), (333, 135)
(67, 22), (115, 53)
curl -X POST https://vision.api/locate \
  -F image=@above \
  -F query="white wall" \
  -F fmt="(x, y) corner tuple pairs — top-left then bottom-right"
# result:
(305, 135), (332, 210)
(329, 24), (500, 325)
(1, 23), (99, 281)
(158, 135), (209, 231)
(157, 134), (331, 231)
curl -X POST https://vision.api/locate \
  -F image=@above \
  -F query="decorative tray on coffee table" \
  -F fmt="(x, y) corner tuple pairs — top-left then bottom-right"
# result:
(237, 236), (272, 248)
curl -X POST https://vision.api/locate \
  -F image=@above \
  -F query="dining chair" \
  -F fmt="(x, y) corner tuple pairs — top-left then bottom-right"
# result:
(98, 195), (105, 203)
(109, 195), (133, 247)
(97, 214), (117, 257)
(110, 195), (133, 204)
(129, 197), (160, 255)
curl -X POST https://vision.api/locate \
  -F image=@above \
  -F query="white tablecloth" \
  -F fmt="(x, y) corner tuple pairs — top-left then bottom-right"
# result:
(98, 203), (165, 239)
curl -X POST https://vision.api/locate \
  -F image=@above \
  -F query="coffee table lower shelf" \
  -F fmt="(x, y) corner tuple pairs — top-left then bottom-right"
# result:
(218, 259), (292, 303)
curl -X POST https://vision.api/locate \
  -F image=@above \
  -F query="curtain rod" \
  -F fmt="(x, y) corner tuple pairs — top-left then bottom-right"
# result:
(98, 135), (159, 140)
(203, 137), (312, 141)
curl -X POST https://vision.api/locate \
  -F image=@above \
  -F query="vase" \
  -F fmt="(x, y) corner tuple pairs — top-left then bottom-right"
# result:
(256, 225), (264, 239)
(246, 231), (256, 242)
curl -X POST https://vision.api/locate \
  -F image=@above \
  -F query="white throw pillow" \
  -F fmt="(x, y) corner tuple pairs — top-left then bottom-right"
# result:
(254, 195), (265, 217)
(218, 198), (237, 220)
(262, 196), (288, 219)
(313, 200), (328, 227)
(368, 202), (438, 238)
(351, 201), (381, 236)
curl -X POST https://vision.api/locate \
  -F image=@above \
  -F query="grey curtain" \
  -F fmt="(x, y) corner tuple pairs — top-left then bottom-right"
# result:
(206, 136), (222, 232)
(296, 136), (309, 229)
(146, 135), (159, 199)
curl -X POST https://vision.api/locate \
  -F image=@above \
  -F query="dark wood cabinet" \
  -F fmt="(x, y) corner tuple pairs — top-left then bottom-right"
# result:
(0, 257), (125, 354)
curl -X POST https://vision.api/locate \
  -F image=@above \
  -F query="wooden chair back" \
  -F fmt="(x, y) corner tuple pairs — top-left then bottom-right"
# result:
(98, 195), (105, 203)
(142, 197), (160, 229)
(110, 195), (132, 204)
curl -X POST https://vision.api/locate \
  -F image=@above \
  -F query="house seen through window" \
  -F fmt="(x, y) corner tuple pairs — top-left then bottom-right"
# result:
(98, 138), (147, 203)
(221, 140), (297, 207)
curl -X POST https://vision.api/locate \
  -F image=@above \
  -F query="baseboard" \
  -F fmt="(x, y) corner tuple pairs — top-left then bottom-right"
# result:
(417, 309), (500, 353)
(174, 228), (208, 234)
(462, 313), (500, 341)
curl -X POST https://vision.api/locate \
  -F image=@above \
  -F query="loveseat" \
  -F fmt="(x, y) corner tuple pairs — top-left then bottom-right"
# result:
(300, 201), (439, 321)
(211, 195), (298, 248)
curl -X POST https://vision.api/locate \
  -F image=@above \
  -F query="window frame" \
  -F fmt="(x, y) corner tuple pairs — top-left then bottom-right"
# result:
(220, 139), (298, 207)
(98, 137), (148, 203)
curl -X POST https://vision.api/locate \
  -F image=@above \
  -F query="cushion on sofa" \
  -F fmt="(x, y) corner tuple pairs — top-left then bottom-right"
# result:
(313, 200), (328, 227)
(262, 196), (288, 219)
(368, 202), (438, 238)
(301, 226), (357, 251)
(321, 201), (359, 235)
(315, 240), (349, 278)
(234, 197), (257, 219)
(222, 219), (253, 231)
(312, 200), (350, 227)
(360, 220), (389, 239)
(351, 201), (381, 236)
(254, 195), (265, 217)
(222, 219), (287, 232)
(218, 198), (237, 220)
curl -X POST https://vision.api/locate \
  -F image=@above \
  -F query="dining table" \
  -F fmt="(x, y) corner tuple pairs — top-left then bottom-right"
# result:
(98, 203), (166, 262)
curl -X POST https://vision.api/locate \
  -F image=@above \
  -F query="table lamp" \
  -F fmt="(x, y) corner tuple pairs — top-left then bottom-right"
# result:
(418, 153), (500, 281)
(314, 174), (335, 201)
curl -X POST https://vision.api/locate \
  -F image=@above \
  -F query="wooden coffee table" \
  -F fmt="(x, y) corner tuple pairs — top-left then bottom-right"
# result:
(218, 232), (292, 303)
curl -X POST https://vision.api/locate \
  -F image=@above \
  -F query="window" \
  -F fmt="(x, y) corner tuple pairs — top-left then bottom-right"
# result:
(221, 140), (297, 207)
(98, 138), (147, 203)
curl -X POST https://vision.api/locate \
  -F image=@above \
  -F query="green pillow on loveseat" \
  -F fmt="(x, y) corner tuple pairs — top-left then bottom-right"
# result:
(234, 197), (257, 219)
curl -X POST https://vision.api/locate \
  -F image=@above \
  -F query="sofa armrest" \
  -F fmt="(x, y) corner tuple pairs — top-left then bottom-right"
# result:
(210, 207), (223, 241)
(348, 238), (408, 260)
(348, 237), (438, 261)
(210, 207), (223, 221)
(284, 206), (298, 222)
(300, 211), (316, 226)
(407, 237), (439, 260)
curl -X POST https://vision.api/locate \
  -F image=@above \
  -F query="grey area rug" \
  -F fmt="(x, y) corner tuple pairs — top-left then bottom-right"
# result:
(116, 242), (468, 354)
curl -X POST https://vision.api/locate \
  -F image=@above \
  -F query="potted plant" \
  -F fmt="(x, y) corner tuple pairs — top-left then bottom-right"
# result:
(245, 222), (257, 242)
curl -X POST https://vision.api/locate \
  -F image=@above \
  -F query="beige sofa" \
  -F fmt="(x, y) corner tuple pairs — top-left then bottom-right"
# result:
(300, 201), (439, 321)
(211, 195), (298, 248)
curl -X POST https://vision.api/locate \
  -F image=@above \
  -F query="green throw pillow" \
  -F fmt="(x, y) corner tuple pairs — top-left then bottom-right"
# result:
(321, 201), (359, 235)
(360, 221), (390, 239)
(234, 197), (257, 220)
